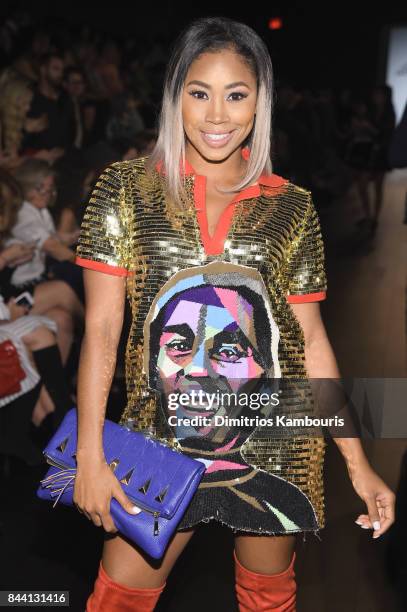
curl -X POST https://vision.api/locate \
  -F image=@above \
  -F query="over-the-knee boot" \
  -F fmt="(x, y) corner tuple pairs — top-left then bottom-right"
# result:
(234, 548), (297, 612)
(86, 560), (166, 612)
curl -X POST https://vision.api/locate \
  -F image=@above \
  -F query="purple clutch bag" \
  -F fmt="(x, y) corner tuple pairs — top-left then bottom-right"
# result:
(36, 408), (206, 559)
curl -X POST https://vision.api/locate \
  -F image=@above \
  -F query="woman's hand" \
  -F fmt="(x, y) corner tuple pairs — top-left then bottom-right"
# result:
(32, 147), (64, 164)
(24, 114), (48, 133)
(348, 460), (396, 539)
(73, 455), (141, 533)
(56, 229), (81, 246)
(6, 297), (30, 320)
(1, 243), (35, 267)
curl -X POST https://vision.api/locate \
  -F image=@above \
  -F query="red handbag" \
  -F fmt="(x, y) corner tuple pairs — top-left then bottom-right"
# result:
(0, 339), (27, 397)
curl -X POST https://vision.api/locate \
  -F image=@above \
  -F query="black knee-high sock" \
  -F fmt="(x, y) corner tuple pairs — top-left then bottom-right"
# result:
(32, 345), (73, 429)
(0, 383), (44, 466)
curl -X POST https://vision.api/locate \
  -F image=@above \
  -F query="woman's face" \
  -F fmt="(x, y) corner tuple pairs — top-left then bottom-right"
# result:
(27, 174), (56, 209)
(182, 49), (257, 162)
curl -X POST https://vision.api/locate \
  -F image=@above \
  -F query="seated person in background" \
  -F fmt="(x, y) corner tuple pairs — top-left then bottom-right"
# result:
(106, 92), (145, 143)
(108, 128), (158, 161)
(0, 167), (83, 365)
(0, 289), (71, 441)
(63, 66), (87, 151)
(6, 158), (84, 303)
(0, 77), (44, 171)
(52, 157), (92, 235)
(20, 53), (73, 164)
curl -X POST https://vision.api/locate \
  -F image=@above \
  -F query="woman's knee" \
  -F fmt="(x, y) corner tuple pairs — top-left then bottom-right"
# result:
(22, 325), (56, 350)
(234, 534), (296, 575)
(101, 529), (195, 589)
(45, 307), (74, 334)
(34, 280), (80, 312)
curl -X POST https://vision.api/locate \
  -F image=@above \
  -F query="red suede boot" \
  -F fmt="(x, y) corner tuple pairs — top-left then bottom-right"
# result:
(234, 549), (297, 611)
(86, 560), (166, 611)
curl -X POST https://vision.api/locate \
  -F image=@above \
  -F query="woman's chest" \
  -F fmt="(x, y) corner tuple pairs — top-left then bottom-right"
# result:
(128, 192), (292, 279)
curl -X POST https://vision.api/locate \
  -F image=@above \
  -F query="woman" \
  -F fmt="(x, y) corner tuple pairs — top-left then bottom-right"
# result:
(0, 75), (52, 169)
(0, 171), (72, 463)
(0, 289), (71, 463)
(5, 159), (84, 362)
(73, 17), (395, 611)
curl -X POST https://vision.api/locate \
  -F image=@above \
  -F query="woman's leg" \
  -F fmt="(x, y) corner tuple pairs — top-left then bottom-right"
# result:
(86, 529), (196, 611)
(31, 280), (84, 324)
(31, 386), (54, 426)
(22, 324), (72, 429)
(233, 533), (297, 612)
(22, 325), (57, 425)
(41, 306), (74, 365)
(30, 280), (79, 365)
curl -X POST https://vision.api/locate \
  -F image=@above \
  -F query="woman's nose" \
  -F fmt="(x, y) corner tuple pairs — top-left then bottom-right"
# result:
(205, 98), (229, 124)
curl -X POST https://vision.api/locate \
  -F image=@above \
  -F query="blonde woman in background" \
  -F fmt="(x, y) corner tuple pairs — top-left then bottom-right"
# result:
(0, 75), (65, 168)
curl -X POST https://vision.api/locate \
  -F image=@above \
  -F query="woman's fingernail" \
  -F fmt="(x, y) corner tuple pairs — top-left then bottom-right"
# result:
(132, 506), (141, 514)
(361, 524), (370, 529)
(373, 521), (381, 531)
(372, 532), (380, 538)
(355, 520), (363, 525)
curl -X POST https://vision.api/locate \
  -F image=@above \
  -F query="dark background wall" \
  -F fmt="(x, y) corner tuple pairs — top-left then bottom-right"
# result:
(2, 1), (407, 88)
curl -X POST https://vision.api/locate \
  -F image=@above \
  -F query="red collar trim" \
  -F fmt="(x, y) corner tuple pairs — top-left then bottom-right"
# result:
(155, 146), (287, 189)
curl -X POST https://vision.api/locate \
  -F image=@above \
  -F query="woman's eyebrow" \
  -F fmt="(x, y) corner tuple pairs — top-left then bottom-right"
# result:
(186, 79), (251, 89)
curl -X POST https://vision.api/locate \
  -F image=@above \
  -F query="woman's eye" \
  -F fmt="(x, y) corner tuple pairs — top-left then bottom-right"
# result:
(228, 92), (247, 101)
(189, 90), (207, 100)
(189, 90), (247, 101)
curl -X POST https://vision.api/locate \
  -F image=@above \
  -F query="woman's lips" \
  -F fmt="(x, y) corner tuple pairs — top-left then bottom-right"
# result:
(200, 130), (235, 148)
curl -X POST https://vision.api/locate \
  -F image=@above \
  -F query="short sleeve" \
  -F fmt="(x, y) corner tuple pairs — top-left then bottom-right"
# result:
(284, 194), (327, 303)
(75, 163), (131, 277)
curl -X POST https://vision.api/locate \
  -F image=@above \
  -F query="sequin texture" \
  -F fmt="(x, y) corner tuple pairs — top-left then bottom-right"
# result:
(75, 155), (328, 533)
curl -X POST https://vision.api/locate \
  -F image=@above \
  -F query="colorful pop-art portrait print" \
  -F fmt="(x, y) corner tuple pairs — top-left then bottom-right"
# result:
(142, 261), (319, 531)
(142, 261), (281, 439)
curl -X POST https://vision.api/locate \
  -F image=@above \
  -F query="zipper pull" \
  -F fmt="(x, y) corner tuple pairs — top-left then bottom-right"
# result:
(153, 512), (160, 536)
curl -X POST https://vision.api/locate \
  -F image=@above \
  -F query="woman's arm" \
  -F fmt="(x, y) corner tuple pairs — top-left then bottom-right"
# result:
(56, 208), (80, 238)
(41, 236), (76, 262)
(73, 268), (141, 531)
(76, 268), (126, 461)
(290, 301), (395, 539)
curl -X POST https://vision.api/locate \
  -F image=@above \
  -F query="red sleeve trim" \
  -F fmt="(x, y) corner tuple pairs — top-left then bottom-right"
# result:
(75, 256), (129, 277)
(286, 291), (326, 303)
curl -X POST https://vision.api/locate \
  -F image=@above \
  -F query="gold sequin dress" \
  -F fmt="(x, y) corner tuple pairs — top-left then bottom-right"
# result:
(75, 147), (328, 536)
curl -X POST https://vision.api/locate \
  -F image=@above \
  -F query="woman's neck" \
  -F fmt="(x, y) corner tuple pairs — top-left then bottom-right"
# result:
(185, 144), (248, 188)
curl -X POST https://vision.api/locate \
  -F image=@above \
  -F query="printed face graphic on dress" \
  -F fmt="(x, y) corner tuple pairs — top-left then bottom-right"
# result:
(143, 261), (281, 440)
(143, 261), (318, 533)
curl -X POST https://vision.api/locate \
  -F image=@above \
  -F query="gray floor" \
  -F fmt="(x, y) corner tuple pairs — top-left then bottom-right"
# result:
(296, 169), (407, 612)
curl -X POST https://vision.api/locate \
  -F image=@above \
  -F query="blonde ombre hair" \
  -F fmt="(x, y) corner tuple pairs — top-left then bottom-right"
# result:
(0, 77), (32, 155)
(145, 16), (274, 210)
